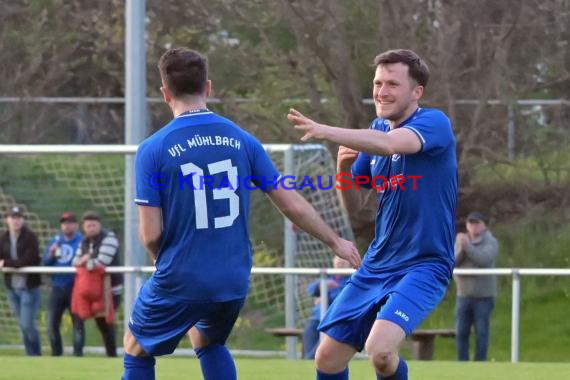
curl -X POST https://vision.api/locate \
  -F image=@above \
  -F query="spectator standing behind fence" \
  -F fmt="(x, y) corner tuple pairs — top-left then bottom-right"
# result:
(72, 211), (122, 357)
(0, 206), (42, 356)
(454, 211), (499, 361)
(303, 256), (351, 359)
(43, 211), (85, 356)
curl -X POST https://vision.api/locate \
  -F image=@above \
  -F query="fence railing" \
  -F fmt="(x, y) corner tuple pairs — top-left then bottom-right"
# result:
(2, 266), (570, 361)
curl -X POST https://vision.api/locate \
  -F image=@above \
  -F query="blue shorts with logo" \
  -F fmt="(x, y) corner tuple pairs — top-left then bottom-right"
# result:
(128, 280), (245, 356)
(318, 263), (450, 351)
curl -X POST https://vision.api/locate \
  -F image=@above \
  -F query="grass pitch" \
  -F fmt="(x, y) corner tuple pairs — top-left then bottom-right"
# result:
(0, 356), (569, 380)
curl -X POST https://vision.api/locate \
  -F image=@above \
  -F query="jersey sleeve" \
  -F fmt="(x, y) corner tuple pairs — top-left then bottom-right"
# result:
(248, 137), (281, 193)
(350, 152), (373, 189)
(134, 140), (162, 207)
(402, 110), (453, 156)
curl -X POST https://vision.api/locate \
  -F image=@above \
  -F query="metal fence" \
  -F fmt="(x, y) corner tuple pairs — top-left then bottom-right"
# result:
(2, 266), (569, 361)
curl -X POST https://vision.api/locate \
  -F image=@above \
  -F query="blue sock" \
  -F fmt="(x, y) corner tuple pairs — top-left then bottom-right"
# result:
(316, 367), (349, 380)
(377, 357), (408, 380)
(122, 353), (155, 380)
(195, 344), (237, 380)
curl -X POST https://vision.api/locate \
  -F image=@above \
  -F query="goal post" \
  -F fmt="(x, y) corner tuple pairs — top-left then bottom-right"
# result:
(0, 144), (353, 355)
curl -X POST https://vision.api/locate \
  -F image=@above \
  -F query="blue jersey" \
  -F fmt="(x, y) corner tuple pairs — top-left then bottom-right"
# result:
(43, 232), (82, 288)
(352, 107), (458, 276)
(135, 109), (280, 302)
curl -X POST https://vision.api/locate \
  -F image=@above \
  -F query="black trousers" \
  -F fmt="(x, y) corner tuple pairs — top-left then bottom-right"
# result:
(47, 286), (85, 356)
(93, 294), (121, 357)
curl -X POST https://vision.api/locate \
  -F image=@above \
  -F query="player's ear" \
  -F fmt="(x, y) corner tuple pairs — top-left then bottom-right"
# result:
(412, 85), (424, 101)
(160, 86), (172, 104)
(204, 80), (212, 98)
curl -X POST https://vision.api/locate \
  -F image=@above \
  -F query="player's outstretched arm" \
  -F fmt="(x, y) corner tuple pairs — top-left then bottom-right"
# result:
(287, 108), (421, 156)
(138, 206), (162, 262)
(267, 186), (361, 268)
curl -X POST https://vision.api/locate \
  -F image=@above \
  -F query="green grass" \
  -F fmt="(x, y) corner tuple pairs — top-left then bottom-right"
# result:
(0, 357), (569, 380)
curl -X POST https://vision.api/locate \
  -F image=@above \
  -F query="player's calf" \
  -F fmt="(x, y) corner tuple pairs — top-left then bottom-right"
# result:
(122, 329), (156, 380)
(194, 344), (237, 380)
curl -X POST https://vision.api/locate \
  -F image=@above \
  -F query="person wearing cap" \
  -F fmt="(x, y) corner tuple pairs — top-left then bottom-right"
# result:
(43, 211), (84, 356)
(454, 211), (499, 361)
(71, 211), (122, 357)
(0, 206), (42, 356)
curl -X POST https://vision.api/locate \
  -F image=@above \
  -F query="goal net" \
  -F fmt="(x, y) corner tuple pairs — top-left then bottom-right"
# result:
(0, 144), (353, 351)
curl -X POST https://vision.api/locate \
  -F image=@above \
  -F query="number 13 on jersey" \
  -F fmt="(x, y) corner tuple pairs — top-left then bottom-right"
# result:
(180, 159), (240, 229)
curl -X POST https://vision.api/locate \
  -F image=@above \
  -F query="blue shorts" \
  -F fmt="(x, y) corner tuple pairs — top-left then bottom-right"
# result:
(128, 280), (245, 356)
(318, 263), (449, 351)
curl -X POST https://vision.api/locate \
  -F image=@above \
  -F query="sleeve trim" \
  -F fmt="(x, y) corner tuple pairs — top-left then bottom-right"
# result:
(135, 199), (161, 207)
(403, 126), (426, 151)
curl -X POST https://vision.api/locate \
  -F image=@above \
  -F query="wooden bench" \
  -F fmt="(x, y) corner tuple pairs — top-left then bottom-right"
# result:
(266, 327), (455, 361)
(409, 329), (456, 360)
(265, 328), (304, 357)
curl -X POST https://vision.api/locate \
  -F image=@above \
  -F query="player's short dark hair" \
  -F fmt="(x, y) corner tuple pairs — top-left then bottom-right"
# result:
(373, 49), (429, 87)
(158, 48), (208, 98)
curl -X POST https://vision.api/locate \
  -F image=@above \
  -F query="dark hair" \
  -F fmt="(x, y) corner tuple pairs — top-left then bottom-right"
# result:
(158, 48), (208, 98)
(82, 211), (101, 222)
(373, 49), (429, 87)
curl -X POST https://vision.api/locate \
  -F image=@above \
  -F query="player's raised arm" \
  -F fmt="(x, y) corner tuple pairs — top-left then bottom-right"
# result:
(287, 108), (421, 156)
(266, 186), (361, 269)
(138, 206), (162, 262)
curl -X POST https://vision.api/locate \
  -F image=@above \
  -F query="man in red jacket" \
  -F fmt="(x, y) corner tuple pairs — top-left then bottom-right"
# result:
(0, 206), (42, 356)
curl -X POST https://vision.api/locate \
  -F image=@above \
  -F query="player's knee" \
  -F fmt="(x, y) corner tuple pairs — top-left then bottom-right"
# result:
(368, 350), (397, 373)
(315, 344), (344, 372)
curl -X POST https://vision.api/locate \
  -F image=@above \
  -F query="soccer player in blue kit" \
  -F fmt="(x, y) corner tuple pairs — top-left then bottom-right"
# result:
(288, 49), (458, 380)
(121, 47), (361, 380)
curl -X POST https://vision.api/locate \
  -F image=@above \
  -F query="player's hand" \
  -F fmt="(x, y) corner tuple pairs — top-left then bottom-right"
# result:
(287, 108), (327, 142)
(337, 145), (359, 172)
(331, 238), (361, 269)
(0, 259), (4, 268)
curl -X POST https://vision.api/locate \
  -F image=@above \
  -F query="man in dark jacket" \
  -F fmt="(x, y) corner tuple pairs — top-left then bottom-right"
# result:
(0, 206), (42, 356)
(43, 211), (84, 356)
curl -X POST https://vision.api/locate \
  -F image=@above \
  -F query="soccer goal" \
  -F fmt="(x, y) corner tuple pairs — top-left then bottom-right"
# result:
(0, 144), (353, 354)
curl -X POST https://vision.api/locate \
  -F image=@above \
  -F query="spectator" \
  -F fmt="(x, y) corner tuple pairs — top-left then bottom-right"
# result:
(454, 211), (499, 361)
(0, 206), (42, 356)
(43, 211), (85, 356)
(303, 256), (351, 359)
(71, 211), (122, 357)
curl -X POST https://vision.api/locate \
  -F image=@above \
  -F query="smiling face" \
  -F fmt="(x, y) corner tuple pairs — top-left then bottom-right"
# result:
(373, 63), (423, 126)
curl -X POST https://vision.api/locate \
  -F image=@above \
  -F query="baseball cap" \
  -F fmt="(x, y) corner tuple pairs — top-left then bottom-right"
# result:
(6, 206), (24, 218)
(59, 211), (78, 223)
(467, 211), (486, 223)
(82, 211), (101, 222)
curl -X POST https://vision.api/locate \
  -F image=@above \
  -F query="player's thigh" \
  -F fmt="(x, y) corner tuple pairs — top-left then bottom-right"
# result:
(378, 266), (449, 336)
(194, 298), (245, 347)
(128, 283), (202, 356)
(364, 319), (406, 355)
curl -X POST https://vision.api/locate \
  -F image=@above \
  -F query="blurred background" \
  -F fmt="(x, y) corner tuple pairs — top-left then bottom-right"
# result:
(0, 0), (568, 362)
